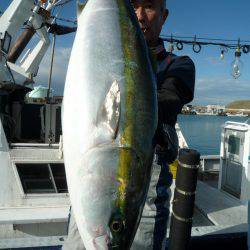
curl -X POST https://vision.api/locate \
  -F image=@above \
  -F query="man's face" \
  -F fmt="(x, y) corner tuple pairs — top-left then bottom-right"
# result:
(131, 0), (168, 46)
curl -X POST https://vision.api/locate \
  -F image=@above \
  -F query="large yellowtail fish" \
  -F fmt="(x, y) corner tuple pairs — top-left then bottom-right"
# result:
(62, 0), (157, 248)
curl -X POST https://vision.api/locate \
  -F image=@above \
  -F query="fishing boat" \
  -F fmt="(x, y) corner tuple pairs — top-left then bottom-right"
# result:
(0, 1), (70, 248)
(226, 112), (248, 117)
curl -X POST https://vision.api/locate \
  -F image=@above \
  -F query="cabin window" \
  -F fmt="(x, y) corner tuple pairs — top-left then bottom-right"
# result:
(16, 163), (68, 194)
(50, 163), (68, 193)
(228, 135), (240, 156)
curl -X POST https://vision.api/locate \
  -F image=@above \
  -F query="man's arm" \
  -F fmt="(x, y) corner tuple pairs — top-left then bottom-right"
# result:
(154, 56), (195, 162)
(158, 75), (194, 123)
(158, 55), (195, 127)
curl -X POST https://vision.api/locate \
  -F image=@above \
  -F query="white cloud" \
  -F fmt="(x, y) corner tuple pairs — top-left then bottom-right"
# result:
(34, 46), (72, 95)
(193, 76), (250, 105)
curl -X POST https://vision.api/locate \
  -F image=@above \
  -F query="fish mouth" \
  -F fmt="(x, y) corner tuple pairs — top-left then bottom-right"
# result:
(85, 233), (111, 249)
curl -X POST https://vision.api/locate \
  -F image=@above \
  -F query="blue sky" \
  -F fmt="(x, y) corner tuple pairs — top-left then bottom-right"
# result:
(1, 0), (250, 105)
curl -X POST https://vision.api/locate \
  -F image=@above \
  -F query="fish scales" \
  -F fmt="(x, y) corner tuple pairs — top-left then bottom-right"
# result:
(116, 0), (157, 241)
(63, 0), (157, 249)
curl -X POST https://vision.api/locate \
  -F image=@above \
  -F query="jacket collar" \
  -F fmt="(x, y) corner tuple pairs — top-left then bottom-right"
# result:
(150, 39), (168, 61)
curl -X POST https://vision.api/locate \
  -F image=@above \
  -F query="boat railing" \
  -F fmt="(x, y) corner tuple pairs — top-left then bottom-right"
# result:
(200, 155), (220, 172)
(10, 143), (60, 149)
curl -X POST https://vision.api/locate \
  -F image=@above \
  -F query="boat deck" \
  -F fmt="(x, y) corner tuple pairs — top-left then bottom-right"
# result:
(168, 178), (247, 237)
(196, 181), (247, 227)
(1, 180), (247, 249)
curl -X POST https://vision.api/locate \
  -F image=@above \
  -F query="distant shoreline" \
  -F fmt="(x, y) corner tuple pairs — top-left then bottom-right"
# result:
(181, 112), (249, 117)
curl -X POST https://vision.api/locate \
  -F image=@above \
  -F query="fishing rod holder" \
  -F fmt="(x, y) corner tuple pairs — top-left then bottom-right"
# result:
(168, 148), (200, 250)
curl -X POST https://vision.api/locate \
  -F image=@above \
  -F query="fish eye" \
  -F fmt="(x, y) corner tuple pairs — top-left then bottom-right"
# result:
(110, 219), (124, 233)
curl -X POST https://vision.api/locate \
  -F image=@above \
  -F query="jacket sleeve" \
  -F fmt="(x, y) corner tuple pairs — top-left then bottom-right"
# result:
(157, 56), (196, 126)
(164, 55), (196, 103)
(154, 56), (195, 150)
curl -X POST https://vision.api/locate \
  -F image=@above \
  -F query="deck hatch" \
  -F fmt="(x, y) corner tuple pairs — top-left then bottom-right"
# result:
(16, 163), (68, 194)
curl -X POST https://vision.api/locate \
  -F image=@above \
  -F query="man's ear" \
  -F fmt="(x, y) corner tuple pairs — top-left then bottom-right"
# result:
(162, 9), (169, 23)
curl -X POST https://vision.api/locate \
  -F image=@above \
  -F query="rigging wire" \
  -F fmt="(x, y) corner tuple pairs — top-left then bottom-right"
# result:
(53, 0), (74, 7)
(50, 16), (77, 24)
(162, 35), (250, 44)
(160, 34), (250, 78)
(160, 35), (250, 52)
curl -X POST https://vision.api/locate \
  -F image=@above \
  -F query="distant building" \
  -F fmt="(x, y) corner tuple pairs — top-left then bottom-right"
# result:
(183, 105), (192, 112)
(207, 105), (225, 114)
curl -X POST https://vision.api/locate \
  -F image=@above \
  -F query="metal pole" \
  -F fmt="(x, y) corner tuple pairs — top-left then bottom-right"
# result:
(7, 26), (35, 63)
(47, 33), (56, 101)
(47, 33), (56, 144)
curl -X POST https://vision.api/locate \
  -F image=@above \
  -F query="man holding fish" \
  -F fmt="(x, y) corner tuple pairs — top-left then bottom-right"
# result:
(62, 0), (195, 249)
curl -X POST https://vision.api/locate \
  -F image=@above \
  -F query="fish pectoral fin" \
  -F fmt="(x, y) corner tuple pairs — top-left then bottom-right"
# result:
(77, 1), (87, 18)
(97, 80), (121, 140)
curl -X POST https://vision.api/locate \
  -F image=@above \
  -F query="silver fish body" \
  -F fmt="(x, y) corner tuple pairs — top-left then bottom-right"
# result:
(62, 0), (157, 248)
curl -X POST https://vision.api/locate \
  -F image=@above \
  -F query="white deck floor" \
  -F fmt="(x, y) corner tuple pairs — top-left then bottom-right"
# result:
(195, 181), (247, 227)
(0, 206), (69, 224)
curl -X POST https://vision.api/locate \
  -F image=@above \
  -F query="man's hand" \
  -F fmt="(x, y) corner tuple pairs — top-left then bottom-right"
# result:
(155, 144), (169, 164)
(154, 123), (178, 164)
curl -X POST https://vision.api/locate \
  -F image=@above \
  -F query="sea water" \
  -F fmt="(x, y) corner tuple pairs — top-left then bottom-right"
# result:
(178, 114), (248, 155)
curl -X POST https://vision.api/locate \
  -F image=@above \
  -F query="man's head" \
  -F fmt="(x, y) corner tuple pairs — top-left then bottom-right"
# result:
(131, 0), (168, 46)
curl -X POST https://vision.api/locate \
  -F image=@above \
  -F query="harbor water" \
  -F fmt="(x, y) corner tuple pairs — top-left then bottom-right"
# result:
(178, 114), (248, 155)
